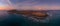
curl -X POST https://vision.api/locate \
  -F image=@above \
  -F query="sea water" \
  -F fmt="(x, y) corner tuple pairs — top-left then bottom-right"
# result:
(0, 10), (60, 26)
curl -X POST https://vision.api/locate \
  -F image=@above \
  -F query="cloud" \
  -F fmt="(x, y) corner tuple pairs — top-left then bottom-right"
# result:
(13, 2), (60, 10)
(0, 0), (60, 10)
(0, 0), (14, 10)
(10, 0), (60, 10)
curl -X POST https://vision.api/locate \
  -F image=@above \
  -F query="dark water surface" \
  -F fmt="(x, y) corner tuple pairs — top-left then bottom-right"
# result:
(0, 10), (60, 26)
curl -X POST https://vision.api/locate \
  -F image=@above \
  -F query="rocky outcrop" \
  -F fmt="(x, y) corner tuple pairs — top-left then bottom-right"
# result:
(7, 9), (48, 19)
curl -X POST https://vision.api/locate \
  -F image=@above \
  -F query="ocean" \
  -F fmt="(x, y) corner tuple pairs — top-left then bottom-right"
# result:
(0, 10), (60, 26)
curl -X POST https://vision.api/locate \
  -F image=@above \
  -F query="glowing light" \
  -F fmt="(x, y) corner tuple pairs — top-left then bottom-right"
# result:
(0, 0), (14, 10)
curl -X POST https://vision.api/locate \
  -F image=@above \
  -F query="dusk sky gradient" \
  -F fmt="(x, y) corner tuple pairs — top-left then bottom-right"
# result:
(0, 0), (60, 10)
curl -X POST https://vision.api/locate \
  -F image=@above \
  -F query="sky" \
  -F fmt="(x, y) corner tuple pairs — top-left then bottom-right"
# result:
(0, 0), (60, 10)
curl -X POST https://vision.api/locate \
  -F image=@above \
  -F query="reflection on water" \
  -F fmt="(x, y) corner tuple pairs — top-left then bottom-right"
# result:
(0, 11), (9, 21)
(0, 10), (60, 26)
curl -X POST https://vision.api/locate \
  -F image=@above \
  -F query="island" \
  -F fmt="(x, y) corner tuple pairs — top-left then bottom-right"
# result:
(7, 9), (49, 20)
